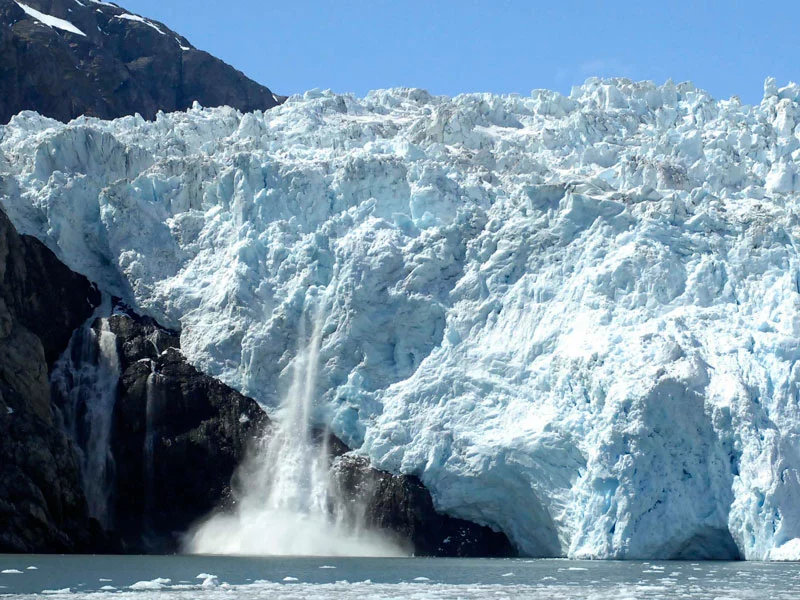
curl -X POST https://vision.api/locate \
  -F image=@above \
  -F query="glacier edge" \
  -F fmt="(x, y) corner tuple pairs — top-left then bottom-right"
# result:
(3, 78), (800, 559)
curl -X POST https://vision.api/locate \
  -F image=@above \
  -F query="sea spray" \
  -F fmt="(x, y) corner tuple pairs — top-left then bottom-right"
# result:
(185, 291), (404, 556)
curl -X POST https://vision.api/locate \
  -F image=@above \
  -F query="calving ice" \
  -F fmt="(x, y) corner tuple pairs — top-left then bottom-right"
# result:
(186, 289), (405, 556)
(3, 77), (800, 560)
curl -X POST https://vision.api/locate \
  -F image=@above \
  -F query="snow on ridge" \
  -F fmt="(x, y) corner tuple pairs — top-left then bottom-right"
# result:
(5, 78), (800, 560)
(15, 1), (86, 36)
(113, 13), (165, 35)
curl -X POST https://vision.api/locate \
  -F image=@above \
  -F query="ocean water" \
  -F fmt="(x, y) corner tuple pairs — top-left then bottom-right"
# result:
(0, 555), (798, 599)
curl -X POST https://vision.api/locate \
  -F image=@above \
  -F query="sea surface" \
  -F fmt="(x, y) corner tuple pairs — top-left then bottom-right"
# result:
(1, 555), (798, 599)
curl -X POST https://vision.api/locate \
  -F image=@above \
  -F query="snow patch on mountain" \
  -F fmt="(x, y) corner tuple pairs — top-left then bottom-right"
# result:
(3, 78), (800, 560)
(113, 13), (165, 36)
(15, 1), (86, 36)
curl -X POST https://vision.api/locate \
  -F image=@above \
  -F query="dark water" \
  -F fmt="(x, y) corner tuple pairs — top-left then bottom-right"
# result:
(1, 555), (799, 599)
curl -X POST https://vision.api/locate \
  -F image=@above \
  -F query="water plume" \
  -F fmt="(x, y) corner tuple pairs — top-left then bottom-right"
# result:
(185, 295), (405, 557)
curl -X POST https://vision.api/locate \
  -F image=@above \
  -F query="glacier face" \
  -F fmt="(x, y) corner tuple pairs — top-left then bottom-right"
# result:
(3, 78), (800, 559)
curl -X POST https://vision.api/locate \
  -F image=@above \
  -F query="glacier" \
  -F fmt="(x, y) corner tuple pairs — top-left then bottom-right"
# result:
(3, 77), (800, 559)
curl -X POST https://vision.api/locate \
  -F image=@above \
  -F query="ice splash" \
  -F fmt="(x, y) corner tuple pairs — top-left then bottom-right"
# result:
(185, 294), (404, 557)
(52, 309), (120, 528)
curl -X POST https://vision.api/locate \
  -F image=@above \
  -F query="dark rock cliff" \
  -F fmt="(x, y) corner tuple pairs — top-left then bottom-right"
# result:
(101, 308), (268, 552)
(0, 0), (283, 124)
(333, 455), (517, 557)
(0, 207), (107, 553)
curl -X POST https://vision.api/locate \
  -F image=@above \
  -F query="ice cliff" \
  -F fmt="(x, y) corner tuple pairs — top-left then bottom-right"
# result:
(3, 77), (800, 560)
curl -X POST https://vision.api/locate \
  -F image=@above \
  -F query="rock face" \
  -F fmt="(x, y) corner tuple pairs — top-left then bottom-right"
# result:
(333, 455), (516, 557)
(0, 0), (282, 124)
(52, 307), (270, 552)
(0, 207), (106, 553)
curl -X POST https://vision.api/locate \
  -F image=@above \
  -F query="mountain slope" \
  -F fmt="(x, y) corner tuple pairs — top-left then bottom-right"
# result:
(4, 78), (800, 560)
(0, 0), (282, 123)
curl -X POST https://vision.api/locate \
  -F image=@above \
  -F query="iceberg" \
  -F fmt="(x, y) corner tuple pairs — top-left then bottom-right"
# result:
(3, 77), (800, 559)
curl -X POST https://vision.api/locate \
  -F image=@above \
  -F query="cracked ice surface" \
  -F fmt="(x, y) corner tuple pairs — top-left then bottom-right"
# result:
(4, 77), (800, 559)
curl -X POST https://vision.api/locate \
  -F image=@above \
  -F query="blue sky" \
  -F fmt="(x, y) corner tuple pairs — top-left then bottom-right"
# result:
(123, 0), (797, 105)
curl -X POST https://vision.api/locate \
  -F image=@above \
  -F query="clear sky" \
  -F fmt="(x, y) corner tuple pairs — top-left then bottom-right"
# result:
(122, 0), (797, 105)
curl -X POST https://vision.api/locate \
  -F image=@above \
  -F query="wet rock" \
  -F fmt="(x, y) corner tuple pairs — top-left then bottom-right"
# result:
(103, 307), (268, 552)
(333, 455), (517, 557)
(0, 207), (107, 552)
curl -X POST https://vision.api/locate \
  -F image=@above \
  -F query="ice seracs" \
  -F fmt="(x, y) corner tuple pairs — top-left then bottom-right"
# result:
(4, 77), (800, 560)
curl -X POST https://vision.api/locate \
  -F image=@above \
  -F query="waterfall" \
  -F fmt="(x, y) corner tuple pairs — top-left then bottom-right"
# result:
(185, 294), (403, 556)
(52, 311), (120, 529)
(143, 370), (158, 532)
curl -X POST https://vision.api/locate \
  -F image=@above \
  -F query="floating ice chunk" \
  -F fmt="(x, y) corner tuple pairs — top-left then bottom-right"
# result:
(282, 577), (299, 582)
(1, 569), (22, 574)
(129, 578), (171, 590)
(26, 566), (37, 570)
(196, 573), (219, 587)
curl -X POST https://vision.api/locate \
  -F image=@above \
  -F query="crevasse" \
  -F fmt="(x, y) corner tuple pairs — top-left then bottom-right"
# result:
(3, 77), (800, 559)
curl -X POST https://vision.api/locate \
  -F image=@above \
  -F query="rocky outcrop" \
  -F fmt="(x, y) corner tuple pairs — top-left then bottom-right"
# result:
(0, 207), (107, 553)
(56, 307), (269, 553)
(333, 455), (516, 557)
(0, 0), (282, 124)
